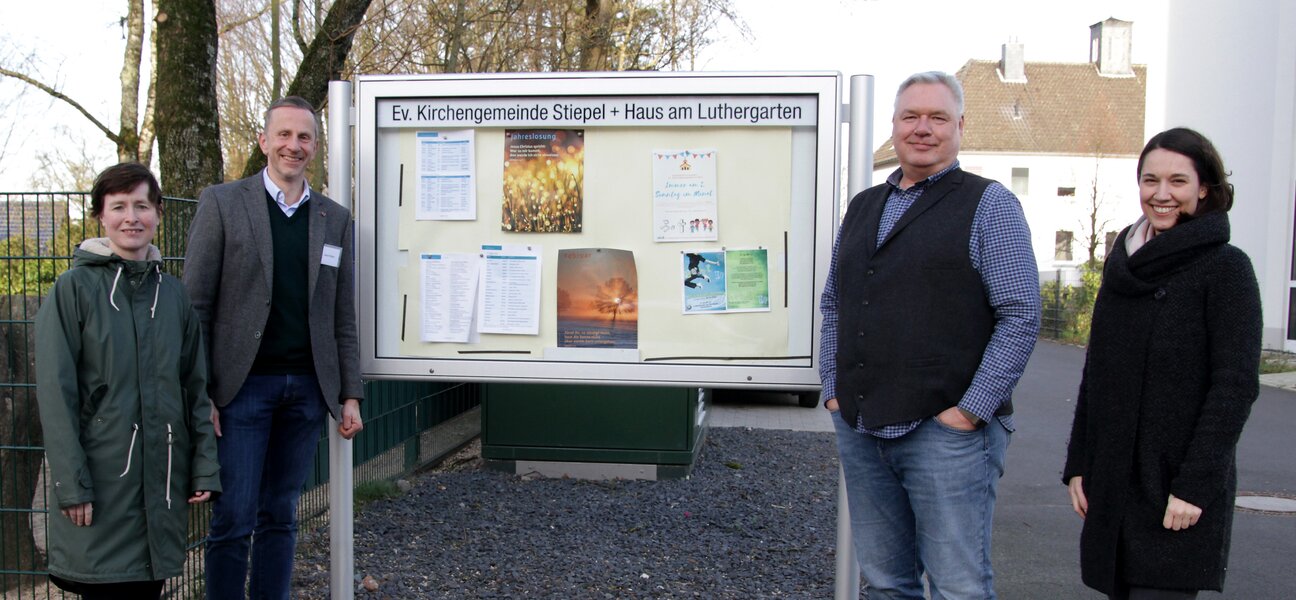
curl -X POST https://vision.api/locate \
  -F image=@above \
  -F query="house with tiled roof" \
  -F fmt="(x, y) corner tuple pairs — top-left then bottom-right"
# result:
(874, 18), (1147, 280)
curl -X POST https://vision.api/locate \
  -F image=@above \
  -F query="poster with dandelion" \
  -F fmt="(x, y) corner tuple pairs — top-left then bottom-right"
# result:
(502, 129), (584, 233)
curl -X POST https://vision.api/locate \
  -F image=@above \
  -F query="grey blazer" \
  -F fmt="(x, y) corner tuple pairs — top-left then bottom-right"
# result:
(183, 174), (363, 418)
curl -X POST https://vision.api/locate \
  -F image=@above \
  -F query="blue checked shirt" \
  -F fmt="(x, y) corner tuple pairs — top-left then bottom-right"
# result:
(819, 162), (1041, 438)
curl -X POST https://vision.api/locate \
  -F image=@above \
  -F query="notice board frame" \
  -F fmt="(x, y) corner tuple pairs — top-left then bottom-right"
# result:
(354, 71), (841, 390)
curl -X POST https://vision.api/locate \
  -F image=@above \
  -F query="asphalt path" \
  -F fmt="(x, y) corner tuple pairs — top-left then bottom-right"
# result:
(995, 340), (1295, 599)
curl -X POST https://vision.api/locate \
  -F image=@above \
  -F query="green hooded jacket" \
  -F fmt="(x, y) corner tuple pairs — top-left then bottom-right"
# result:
(36, 238), (220, 583)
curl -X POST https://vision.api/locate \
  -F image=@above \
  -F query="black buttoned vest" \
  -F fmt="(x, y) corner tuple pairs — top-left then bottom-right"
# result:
(835, 169), (1009, 429)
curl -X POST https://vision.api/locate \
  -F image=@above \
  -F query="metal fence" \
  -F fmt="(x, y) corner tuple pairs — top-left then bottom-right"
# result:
(0, 192), (479, 598)
(1039, 268), (1096, 344)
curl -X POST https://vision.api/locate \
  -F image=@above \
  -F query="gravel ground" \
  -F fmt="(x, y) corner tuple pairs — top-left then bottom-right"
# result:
(293, 427), (847, 599)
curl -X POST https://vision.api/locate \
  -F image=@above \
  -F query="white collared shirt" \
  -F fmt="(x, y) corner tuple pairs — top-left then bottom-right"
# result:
(262, 169), (312, 217)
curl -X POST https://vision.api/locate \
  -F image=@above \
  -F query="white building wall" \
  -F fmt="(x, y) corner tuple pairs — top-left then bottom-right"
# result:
(1161, 0), (1296, 350)
(874, 153), (1143, 281)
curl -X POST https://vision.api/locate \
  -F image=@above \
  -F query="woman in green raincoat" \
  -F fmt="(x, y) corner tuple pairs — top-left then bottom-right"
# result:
(36, 163), (220, 599)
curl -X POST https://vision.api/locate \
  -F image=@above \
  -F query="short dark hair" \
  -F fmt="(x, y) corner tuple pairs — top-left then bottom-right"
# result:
(263, 96), (319, 136)
(90, 163), (162, 218)
(1137, 127), (1234, 216)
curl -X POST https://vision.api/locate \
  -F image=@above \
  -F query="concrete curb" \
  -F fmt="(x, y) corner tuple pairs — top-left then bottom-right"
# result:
(1259, 371), (1296, 392)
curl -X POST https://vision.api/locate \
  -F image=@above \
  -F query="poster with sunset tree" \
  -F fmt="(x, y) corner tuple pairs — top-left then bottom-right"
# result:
(556, 248), (638, 348)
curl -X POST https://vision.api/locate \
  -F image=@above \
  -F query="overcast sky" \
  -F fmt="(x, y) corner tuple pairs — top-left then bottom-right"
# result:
(0, 0), (1167, 190)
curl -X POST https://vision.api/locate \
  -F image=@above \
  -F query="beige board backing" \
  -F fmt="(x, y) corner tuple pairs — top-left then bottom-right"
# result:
(391, 126), (793, 359)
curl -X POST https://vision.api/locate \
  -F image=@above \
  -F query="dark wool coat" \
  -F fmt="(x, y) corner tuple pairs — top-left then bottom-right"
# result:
(1062, 211), (1261, 594)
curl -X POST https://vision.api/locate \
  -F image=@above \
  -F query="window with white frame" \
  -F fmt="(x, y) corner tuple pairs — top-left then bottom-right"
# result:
(1055, 230), (1074, 261)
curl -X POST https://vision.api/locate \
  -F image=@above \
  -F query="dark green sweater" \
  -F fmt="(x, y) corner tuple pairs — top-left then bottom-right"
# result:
(251, 194), (313, 375)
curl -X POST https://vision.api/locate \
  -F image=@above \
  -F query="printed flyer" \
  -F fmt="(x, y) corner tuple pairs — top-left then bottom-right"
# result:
(502, 129), (584, 233)
(477, 244), (542, 335)
(556, 248), (638, 349)
(418, 252), (479, 343)
(652, 149), (718, 242)
(681, 248), (770, 314)
(415, 130), (475, 220)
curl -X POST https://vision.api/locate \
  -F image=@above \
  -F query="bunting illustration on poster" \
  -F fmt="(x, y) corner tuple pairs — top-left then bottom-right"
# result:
(653, 148), (718, 242)
(503, 129), (584, 233)
(556, 248), (638, 348)
(681, 248), (770, 314)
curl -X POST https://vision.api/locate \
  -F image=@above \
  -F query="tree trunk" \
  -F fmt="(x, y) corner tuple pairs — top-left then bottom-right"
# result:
(156, 0), (225, 197)
(241, 0), (376, 179)
(118, 0), (146, 163)
(0, 296), (44, 590)
(139, 2), (159, 167)
(579, 0), (610, 71)
(443, 0), (467, 73)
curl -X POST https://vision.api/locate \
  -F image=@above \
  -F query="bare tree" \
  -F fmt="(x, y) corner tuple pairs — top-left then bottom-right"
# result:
(239, 0), (376, 179)
(0, 0), (153, 164)
(27, 135), (107, 191)
(214, 0), (737, 184)
(347, 0), (742, 75)
(1078, 157), (1114, 267)
(215, 0), (285, 181)
(0, 86), (24, 181)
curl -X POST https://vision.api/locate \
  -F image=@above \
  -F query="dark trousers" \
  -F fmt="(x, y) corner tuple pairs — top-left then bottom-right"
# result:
(49, 574), (164, 600)
(205, 374), (327, 600)
(1109, 585), (1199, 600)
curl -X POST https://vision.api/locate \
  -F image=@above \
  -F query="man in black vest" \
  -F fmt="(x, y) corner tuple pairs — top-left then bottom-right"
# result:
(819, 72), (1041, 599)
(185, 97), (365, 599)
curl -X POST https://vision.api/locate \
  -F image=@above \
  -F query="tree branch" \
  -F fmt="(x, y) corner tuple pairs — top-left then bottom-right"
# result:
(0, 67), (121, 145)
(219, 5), (270, 36)
(293, 0), (309, 54)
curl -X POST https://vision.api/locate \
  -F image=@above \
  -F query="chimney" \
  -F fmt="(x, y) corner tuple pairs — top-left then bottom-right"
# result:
(1090, 18), (1133, 76)
(1000, 39), (1026, 83)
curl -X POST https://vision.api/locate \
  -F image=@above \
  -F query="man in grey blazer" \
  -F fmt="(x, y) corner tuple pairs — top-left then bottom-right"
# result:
(184, 96), (364, 599)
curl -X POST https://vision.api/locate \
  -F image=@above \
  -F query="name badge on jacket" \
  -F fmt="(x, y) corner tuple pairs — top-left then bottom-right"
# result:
(322, 244), (342, 268)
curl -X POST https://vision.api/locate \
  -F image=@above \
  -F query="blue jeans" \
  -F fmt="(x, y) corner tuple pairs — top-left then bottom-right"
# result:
(206, 374), (327, 600)
(833, 414), (1009, 600)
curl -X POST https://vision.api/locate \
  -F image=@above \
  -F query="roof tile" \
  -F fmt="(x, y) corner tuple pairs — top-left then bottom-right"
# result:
(874, 60), (1146, 167)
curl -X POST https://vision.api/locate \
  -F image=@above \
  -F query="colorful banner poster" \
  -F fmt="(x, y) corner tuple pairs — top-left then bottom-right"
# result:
(652, 149), (718, 242)
(681, 248), (770, 314)
(502, 129), (584, 233)
(415, 130), (476, 220)
(556, 248), (638, 348)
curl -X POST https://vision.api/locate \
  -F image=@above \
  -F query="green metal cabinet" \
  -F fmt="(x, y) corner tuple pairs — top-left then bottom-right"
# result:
(481, 383), (709, 479)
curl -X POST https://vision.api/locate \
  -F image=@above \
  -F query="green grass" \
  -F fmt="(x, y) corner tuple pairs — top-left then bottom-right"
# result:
(1260, 356), (1296, 375)
(353, 480), (401, 509)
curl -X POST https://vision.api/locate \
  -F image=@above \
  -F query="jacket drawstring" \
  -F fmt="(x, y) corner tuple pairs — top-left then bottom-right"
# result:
(119, 423), (139, 477)
(150, 264), (161, 319)
(165, 424), (174, 509)
(108, 265), (123, 311)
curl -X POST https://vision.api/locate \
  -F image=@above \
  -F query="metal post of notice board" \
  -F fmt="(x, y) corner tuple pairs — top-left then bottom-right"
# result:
(834, 73), (875, 600)
(327, 79), (357, 600)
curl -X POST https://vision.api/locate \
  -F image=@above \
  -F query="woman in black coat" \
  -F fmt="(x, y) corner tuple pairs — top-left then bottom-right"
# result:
(1063, 128), (1261, 600)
